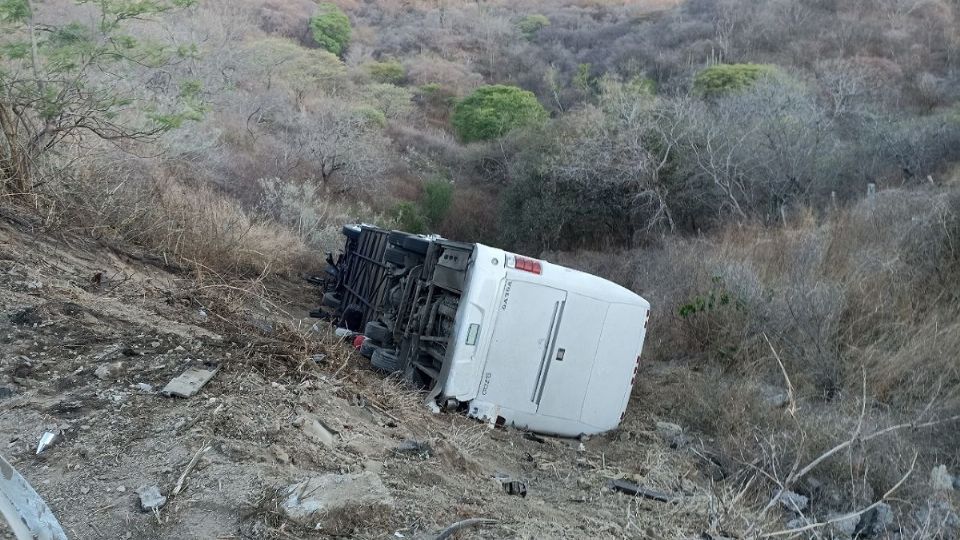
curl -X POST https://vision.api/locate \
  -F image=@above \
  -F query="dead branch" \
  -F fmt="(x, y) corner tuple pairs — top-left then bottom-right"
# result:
(171, 440), (212, 497)
(434, 518), (497, 540)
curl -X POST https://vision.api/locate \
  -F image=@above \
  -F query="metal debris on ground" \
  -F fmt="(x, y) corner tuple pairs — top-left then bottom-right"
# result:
(35, 431), (60, 455)
(523, 432), (545, 444)
(161, 366), (219, 398)
(392, 439), (432, 458)
(0, 453), (68, 540)
(606, 479), (674, 503)
(494, 474), (527, 498)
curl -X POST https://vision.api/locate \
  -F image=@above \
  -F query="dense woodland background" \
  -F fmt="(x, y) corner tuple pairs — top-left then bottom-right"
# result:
(2, 0), (960, 536)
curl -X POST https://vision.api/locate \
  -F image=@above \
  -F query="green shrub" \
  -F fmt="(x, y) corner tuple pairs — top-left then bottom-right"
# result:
(421, 178), (453, 226)
(351, 106), (387, 128)
(390, 178), (454, 234)
(392, 201), (426, 233)
(627, 75), (656, 95)
(452, 85), (547, 142)
(517, 14), (550, 40)
(693, 63), (777, 97)
(310, 3), (351, 56)
(365, 60), (405, 84)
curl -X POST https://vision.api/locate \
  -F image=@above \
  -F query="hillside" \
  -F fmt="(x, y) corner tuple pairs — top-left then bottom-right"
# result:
(1, 0), (959, 538)
(0, 213), (750, 539)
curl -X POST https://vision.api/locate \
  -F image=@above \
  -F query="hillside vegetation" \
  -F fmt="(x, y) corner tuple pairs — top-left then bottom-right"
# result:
(1, 0), (959, 537)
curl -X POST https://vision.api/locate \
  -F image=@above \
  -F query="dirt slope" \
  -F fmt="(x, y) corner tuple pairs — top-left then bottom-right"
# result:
(0, 218), (724, 539)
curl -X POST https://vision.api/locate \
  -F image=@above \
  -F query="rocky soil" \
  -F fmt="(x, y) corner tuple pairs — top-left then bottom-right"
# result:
(0, 218), (733, 539)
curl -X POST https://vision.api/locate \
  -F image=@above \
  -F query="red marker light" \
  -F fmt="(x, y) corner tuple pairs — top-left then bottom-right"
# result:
(508, 254), (542, 275)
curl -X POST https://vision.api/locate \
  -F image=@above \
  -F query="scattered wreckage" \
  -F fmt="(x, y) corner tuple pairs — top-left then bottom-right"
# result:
(312, 225), (651, 437)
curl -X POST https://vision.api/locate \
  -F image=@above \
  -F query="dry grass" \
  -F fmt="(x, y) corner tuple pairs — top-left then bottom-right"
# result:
(32, 156), (350, 278)
(559, 186), (960, 534)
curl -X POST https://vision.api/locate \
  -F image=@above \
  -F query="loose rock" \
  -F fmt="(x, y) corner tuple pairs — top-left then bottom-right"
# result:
(137, 485), (167, 512)
(655, 421), (682, 439)
(931, 465), (955, 491)
(282, 472), (394, 525)
(777, 490), (809, 514)
(295, 414), (337, 448)
(759, 384), (790, 408)
(94, 362), (124, 380)
(915, 500), (960, 533)
(655, 421), (689, 448)
(856, 502), (894, 538)
(271, 445), (291, 465)
(826, 512), (860, 538)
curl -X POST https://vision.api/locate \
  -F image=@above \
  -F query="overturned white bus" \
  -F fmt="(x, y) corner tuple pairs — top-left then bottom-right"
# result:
(316, 225), (650, 437)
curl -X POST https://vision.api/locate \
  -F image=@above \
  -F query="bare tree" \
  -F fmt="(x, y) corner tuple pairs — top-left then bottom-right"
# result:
(273, 102), (390, 192)
(675, 79), (834, 222)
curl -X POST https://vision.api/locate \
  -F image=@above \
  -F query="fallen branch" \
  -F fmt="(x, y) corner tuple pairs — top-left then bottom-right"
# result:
(434, 518), (497, 540)
(171, 440), (212, 497)
(607, 479), (676, 503)
(763, 334), (796, 417)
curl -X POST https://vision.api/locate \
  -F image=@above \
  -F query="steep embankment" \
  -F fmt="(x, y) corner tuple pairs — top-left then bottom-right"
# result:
(0, 217), (729, 539)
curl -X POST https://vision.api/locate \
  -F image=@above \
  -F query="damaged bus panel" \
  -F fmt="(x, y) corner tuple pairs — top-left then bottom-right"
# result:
(317, 225), (650, 437)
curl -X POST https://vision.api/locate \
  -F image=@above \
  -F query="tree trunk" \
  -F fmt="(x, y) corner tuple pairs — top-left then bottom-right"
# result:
(0, 103), (30, 194)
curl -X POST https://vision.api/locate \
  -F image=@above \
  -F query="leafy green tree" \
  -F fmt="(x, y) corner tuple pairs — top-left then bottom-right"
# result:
(243, 38), (346, 103)
(362, 83), (413, 120)
(0, 0), (200, 193)
(573, 63), (595, 97)
(693, 63), (777, 98)
(516, 14), (550, 40)
(452, 85), (547, 142)
(365, 60), (405, 84)
(309, 3), (351, 57)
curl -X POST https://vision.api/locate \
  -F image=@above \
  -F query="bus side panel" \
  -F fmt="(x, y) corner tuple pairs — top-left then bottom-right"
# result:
(579, 303), (648, 430)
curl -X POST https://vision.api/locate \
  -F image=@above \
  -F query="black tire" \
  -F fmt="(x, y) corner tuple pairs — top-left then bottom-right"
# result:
(359, 338), (380, 358)
(322, 292), (341, 310)
(342, 225), (362, 241)
(402, 235), (431, 255)
(365, 321), (392, 343)
(371, 348), (401, 372)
